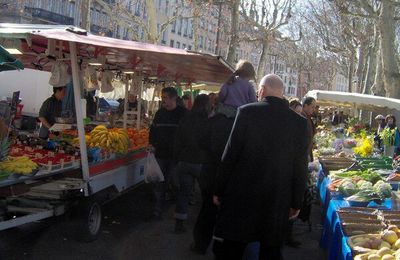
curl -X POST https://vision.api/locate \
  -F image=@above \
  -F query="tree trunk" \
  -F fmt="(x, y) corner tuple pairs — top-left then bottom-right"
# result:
(371, 47), (386, 96)
(145, 0), (158, 44)
(307, 70), (311, 93)
(356, 43), (366, 93)
(215, 2), (223, 55)
(347, 52), (355, 92)
(378, 0), (400, 98)
(362, 25), (379, 94)
(80, 0), (91, 31)
(226, 0), (239, 65)
(192, 2), (200, 51)
(257, 41), (268, 80)
(297, 67), (302, 98)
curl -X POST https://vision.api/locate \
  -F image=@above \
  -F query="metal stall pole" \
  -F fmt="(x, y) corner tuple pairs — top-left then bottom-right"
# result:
(69, 42), (90, 183)
(123, 77), (129, 129)
(136, 75), (143, 130)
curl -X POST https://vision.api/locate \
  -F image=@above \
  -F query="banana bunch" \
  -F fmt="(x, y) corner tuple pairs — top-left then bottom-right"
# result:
(0, 156), (38, 175)
(89, 126), (130, 154)
(72, 135), (91, 146)
(89, 125), (111, 150)
(109, 128), (130, 154)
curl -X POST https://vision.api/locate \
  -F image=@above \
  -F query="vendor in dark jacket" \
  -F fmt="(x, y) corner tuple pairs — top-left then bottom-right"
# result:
(173, 94), (211, 233)
(212, 74), (309, 260)
(149, 87), (186, 219)
(38, 87), (66, 139)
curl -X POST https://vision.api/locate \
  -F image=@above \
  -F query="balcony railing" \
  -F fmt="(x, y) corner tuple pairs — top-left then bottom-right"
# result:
(24, 7), (74, 25)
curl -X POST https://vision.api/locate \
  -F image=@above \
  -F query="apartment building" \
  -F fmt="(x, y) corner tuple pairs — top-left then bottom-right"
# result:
(0, 0), (300, 90)
(262, 55), (298, 97)
(332, 72), (349, 92)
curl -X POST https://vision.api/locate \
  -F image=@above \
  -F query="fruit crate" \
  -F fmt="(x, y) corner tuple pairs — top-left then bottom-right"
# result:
(38, 157), (80, 172)
(347, 234), (381, 255)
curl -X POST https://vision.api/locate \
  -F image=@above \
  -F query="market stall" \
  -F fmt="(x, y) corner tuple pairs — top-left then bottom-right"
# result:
(0, 23), (232, 240)
(306, 90), (400, 112)
(313, 116), (400, 259)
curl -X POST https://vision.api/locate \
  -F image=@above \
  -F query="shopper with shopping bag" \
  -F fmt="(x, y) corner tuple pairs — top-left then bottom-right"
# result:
(144, 152), (164, 183)
(149, 87), (186, 220)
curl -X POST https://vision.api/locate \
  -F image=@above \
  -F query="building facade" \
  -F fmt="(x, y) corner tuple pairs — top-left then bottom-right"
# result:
(0, 0), (301, 92)
(332, 72), (349, 92)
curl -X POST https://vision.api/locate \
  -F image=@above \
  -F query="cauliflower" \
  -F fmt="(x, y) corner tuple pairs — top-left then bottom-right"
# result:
(357, 180), (373, 190)
(374, 181), (393, 198)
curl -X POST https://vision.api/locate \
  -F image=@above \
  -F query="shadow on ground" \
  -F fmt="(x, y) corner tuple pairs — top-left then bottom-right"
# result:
(0, 184), (325, 260)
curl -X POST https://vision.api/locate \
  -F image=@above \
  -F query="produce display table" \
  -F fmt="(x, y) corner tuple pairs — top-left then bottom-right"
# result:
(318, 168), (392, 260)
(0, 164), (80, 188)
(89, 149), (147, 177)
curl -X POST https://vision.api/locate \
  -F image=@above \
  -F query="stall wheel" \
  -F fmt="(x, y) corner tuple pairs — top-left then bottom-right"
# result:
(74, 199), (102, 242)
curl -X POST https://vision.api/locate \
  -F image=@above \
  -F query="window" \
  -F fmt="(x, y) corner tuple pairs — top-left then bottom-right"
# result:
(182, 43), (186, 49)
(161, 30), (167, 44)
(177, 18), (182, 35)
(171, 13), (176, 33)
(158, 0), (162, 9)
(183, 18), (188, 37)
(188, 19), (193, 39)
(170, 40), (174, 47)
(176, 41), (180, 48)
(165, 0), (169, 14)
(188, 45), (192, 50)
(199, 36), (203, 48)
(135, 2), (141, 16)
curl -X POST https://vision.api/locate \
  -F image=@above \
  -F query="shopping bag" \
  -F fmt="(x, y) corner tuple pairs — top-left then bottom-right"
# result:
(100, 71), (114, 93)
(49, 61), (70, 87)
(144, 152), (165, 183)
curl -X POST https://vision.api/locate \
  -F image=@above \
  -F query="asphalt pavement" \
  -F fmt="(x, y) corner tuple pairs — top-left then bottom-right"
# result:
(0, 184), (325, 260)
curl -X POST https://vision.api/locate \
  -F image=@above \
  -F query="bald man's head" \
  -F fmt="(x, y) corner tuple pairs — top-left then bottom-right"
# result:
(258, 74), (284, 99)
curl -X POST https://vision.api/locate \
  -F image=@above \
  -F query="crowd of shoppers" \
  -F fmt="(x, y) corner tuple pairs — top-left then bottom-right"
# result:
(148, 60), (313, 260)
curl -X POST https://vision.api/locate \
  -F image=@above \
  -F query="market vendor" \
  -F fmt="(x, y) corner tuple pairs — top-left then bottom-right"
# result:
(38, 86), (66, 139)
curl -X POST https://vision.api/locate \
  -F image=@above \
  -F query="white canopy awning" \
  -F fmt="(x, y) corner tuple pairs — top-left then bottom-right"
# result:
(305, 90), (400, 112)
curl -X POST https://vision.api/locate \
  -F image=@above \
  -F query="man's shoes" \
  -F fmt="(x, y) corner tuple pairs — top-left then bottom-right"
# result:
(285, 238), (302, 248)
(190, 243), (207, 255)
(165, 192), (176, 201)
(174, 220), (186, 234)
(146, 213), (163, 222)
(189, 198), (196, 205)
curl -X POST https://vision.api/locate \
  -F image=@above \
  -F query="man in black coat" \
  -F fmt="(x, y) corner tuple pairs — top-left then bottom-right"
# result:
(212, 74), (309, 260)
(149, 87), (186, 219)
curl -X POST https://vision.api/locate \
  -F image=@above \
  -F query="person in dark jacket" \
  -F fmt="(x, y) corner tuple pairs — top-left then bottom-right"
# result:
(173, 94), (211, 233)
(190, 101), (236, 254)
(301, 97), (316, 162)
(212, 74), (309, 260)
(149, 87), (186, 219)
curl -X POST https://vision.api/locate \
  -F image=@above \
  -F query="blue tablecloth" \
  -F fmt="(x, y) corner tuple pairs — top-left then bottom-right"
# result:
(318, 170), (392, 260)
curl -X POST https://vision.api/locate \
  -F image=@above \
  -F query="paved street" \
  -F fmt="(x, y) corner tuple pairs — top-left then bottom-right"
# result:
(0, 184), (324, 260)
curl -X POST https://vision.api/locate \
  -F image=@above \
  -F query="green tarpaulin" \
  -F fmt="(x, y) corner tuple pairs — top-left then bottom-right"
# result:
(0, 45), (23, 72)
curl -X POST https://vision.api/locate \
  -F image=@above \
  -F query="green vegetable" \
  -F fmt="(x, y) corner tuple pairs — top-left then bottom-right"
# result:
(373, 180), (392, 198)
(379, 128), (397, 146)
(338, 180), (358, 197)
